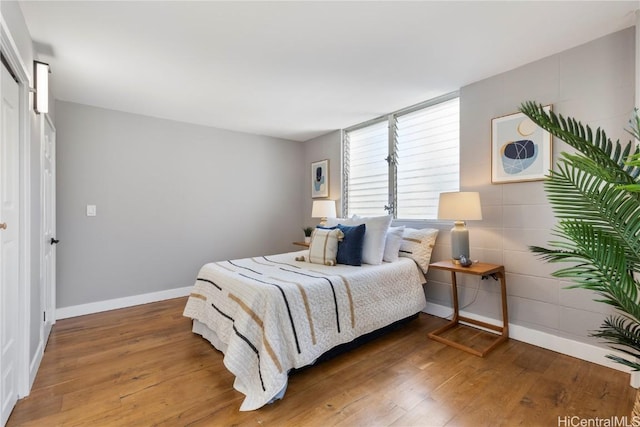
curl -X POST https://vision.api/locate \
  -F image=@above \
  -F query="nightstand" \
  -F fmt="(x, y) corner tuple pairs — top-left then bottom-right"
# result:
(427, 260), (508, 357)
(292, 241), (310, 248)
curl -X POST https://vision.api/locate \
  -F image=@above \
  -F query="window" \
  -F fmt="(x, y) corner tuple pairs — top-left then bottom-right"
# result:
(343, 94), (459, 220)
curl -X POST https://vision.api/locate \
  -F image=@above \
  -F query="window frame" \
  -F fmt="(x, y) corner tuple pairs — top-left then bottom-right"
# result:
(342, 91), (460, 221)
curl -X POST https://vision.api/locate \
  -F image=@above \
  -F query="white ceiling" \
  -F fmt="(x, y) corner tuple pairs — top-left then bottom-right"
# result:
(19, 1), (638, 142)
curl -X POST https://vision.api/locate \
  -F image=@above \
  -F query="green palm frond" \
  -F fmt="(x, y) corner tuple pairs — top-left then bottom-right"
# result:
(522, 101), (640, 370)
(520, 101), (640, 183)
(542, 158), (640, 267)
(530, 223), (640, 322)
(619, 110), (640, 192)
(626, 108), (640, 142)
(620, 152), (640, 192)
(592, 316), (640, 371)
(625, 152), (640, 168)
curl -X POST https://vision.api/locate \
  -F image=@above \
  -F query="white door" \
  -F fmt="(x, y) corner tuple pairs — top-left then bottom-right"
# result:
(0, 59), (21, 425)
(42, 115), (56, 336)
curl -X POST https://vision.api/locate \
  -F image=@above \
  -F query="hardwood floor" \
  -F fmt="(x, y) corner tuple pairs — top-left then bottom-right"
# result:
(8, 297), (635, 426)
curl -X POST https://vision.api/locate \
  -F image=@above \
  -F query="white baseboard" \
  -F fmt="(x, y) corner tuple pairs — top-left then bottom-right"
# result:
(56, 286), (192, 320)
(424, 301), (636, 378)
(25, 340), (44, 398)
(24, 321), (53, 398)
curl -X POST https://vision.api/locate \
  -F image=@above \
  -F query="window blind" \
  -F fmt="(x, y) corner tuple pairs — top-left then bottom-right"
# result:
(344, 120), (389, 217)
(395, 97), (460, 219)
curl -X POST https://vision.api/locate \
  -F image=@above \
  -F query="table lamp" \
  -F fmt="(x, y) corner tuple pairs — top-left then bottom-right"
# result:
(312, 200), (336, 226)
(437, 192), (482, 264)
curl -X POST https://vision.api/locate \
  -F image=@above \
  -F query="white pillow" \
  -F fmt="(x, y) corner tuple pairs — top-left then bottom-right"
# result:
(383, 226), (405, 262)
(341, 215), (392, 265)
(399, 228), (439, 272)
(307, 227), (343, 266)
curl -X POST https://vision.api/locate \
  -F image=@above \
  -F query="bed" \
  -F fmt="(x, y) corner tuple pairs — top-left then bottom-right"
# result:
(183, 221), (438, 411)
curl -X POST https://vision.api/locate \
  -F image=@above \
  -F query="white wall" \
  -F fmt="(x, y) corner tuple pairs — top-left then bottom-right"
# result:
(55, 101), (304, 309)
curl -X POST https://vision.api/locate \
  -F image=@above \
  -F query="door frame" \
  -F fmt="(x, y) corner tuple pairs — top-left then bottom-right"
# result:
(1, 19), (33, 399)
(39, 113), (56, 338)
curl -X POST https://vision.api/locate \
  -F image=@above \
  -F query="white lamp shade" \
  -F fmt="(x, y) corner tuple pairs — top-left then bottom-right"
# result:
(437, 192), (482, 221)
(34, 61), (49, 114)
(312, 200), (336, 219)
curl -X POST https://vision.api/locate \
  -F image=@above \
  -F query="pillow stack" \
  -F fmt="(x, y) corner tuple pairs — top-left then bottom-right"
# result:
(303, 214), (438, 271)
(325, 215), (392, 265)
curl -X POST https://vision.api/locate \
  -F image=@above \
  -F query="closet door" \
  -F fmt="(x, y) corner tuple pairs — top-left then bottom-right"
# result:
(0, 58), (21, 427)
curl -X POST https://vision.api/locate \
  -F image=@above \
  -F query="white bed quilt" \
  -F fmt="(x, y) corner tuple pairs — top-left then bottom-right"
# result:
(183, 251), (426, 411)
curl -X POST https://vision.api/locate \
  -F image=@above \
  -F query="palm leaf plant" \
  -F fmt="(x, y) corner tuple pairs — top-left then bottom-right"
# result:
(520, 102), (640, 370)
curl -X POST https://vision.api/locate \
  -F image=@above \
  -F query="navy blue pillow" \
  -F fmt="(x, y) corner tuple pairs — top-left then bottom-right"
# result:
(316, 224), (366, 266)
(336, 223), (366, 266)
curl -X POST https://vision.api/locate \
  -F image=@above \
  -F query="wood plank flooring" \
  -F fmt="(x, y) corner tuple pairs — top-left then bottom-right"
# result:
(7, 297), (636, 426)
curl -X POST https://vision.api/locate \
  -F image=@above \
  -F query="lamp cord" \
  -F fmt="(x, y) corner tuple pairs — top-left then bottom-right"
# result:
(444, 277), (482, 320)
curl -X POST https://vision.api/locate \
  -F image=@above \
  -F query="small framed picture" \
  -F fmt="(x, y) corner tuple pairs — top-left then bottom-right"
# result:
(491, 105), (553, 183)
(311, 159), (329, 198)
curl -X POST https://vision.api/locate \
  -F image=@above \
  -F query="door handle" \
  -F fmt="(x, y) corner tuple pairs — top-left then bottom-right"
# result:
(0, 223), (6, 230)
(50, 237), (59, 245)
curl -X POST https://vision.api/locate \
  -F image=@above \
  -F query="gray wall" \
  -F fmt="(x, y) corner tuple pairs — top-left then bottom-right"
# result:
(443, 26), (635, 344)
(55, 102), (304, 308)
(302, 130), (342, 229)
(303, 27), (636, 348)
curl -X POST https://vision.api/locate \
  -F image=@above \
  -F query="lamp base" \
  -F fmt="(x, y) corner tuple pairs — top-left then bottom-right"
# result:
(450, 221), (470, 261)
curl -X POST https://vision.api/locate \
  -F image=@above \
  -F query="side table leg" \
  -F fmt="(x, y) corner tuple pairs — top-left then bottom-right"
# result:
(499, 271), (509, 338)
(450, 271), (459, 323)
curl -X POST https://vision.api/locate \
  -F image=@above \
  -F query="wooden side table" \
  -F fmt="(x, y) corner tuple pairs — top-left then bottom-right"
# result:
(427, 260), (508, 357)
(292, 241), (310, 248)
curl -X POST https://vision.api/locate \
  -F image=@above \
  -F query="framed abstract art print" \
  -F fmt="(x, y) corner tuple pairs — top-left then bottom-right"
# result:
(311, 159), (329, 198)
(491, 105), (552, 183)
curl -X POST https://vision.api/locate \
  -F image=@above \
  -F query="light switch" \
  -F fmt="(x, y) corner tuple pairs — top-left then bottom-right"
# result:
(86, 205), (97, 217)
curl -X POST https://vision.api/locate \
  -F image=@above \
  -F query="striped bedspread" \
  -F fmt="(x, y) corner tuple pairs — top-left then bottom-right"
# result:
(183, 251), (426, 411)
